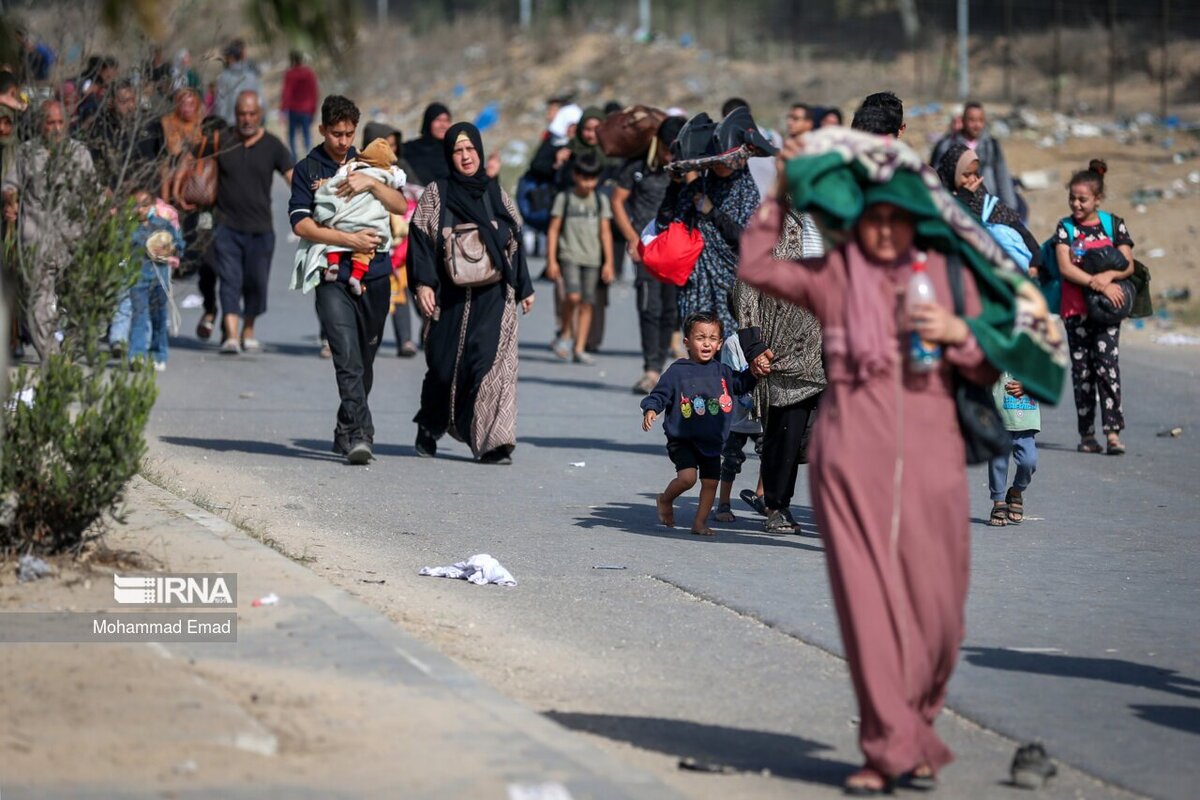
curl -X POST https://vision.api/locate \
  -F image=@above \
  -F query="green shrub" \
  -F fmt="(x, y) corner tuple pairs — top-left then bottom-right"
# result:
(1, 196), (157, 556)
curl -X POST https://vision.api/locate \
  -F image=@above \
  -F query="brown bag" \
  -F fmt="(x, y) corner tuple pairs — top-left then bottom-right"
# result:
(174, 131), (219, 208)
(440, 188), (502, 288)
(597, 105), (667, 159)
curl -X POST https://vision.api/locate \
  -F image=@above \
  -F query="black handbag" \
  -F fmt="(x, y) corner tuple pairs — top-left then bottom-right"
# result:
(946, 256), (1010, 465)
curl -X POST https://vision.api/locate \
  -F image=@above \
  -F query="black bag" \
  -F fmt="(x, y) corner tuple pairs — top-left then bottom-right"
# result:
(946, 256), (1010, 465)
(1085, 278), (1136, 326)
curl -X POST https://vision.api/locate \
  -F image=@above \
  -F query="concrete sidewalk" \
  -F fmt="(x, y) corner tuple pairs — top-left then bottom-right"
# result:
(0, 477), (681, 799)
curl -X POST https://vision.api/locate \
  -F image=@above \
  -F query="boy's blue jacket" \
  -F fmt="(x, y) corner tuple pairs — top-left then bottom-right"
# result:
(641, 359), (757, 456)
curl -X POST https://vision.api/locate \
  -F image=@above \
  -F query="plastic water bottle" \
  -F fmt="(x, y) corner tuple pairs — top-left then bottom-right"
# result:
(906, 256), (941, 373)
(1071, 233), (1087, 264)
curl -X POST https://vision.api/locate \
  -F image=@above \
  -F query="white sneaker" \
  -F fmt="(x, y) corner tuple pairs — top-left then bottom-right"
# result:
(153, 361), (167, 372)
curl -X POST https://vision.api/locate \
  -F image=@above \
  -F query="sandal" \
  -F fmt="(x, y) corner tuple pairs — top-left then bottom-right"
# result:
(195, 315), (215, 341)
(1077, 438), (1102, 454)
(899, 764), (938, 791)
(713, 503), (736, 523)
(843, 767), (895, 796)
(1010, 742), (1057, 789)
(1106, 437), (1126, 456)
(1005, 488), (1024, 524)
(989, 502), (1009, 527)
(739, 489), (766, 517)
(763, 509), (795, 534)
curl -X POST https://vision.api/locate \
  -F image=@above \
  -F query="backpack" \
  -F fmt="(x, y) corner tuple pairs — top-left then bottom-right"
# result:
(981, 195), (1031, 271)
(516, 171), (556, 233)
(1038, 211), (1153, 319)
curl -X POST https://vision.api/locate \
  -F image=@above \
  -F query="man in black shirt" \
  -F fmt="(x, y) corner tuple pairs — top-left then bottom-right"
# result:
(289, 95), (407, 465)
(211, 89), (293, 353)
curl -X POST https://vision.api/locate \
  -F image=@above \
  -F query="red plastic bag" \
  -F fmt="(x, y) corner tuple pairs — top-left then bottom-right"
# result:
(639, 221), (704, 287)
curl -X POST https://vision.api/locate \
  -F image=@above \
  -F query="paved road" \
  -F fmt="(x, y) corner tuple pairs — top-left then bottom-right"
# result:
(142, 195), (1198, 799)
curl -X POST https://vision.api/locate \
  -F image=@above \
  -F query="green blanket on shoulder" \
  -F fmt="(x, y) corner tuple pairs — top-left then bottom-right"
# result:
(784, 128), (1067, 404)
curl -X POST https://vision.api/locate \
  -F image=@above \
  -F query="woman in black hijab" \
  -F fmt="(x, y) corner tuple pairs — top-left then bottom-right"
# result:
(405, 102), (452, 187)
(936, 142), (1042, 271)
(408, 122), (535, 464)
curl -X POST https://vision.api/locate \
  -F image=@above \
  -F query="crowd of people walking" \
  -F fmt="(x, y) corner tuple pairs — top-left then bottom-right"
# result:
(5, 31), (1152, 794)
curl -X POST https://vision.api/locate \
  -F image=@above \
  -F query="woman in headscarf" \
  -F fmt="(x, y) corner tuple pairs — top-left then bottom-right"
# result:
(935, 142), (1041, 272)
(405, 102), (452, 187)
(408, 123), (535, 464)
(671, 114), (764, 338)
(740, 129), (1064, 794)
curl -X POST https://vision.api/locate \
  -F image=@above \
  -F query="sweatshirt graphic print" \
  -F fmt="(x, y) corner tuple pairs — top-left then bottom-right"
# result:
(641, 359), (757, 456)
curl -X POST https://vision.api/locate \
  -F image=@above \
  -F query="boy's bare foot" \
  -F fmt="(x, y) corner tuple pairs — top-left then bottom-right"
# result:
(656, 494), (675, 528)
(690, 526), (716, 537)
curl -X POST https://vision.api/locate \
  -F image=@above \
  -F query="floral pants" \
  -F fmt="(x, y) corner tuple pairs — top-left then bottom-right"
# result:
(1066, 318), (1124, 437)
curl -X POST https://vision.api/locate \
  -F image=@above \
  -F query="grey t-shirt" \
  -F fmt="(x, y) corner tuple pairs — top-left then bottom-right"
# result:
(616, 159), (671, 235)
(551, 189), (611, 267)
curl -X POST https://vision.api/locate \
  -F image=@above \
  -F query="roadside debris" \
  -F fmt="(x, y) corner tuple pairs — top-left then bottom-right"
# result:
(250, 593), (279, 607)
(17, 554), (53, 583)
(1157, 427), (1184, 438)
(592, 565), (627, 570)
(1153, 333), (1200, 346)
(569, 461), (587, 468)
(358, 578), (386, 584)
(678, 757), (737, 774)
(420, 554), (517, 586)
(1010, 742), (1057, 789)
(179, 293), (204, 310)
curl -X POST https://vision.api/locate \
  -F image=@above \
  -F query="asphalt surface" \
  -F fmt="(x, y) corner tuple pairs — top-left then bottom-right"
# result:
(141, 194), (1199, 799)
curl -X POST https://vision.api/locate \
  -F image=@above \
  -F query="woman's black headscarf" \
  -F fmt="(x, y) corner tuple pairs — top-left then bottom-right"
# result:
(936, 142), (1023, 227)
(421, 102), (451, 138)
(441, 122), (528, 294)
(406, 102), (453, 186)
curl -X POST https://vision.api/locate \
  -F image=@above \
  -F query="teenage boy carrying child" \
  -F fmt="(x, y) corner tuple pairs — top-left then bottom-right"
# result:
(545, 152), (613, 365)
(641, 311), (765, 536)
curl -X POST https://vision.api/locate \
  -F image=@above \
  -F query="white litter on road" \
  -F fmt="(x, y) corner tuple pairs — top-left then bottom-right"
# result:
(507, 783), (573, 800)
(420, 554), (516, 586)
(179, 293), (204, 309)
(569, 461), (586, 468)
(1153, 333), (1200, 346)
(1007, 647), (1066, 654)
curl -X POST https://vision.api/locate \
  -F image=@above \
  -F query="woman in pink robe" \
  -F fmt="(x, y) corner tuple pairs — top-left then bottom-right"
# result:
(739, 196), (998, 794)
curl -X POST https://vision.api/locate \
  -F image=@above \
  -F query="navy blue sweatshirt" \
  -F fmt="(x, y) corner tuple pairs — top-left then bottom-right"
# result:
(641, 359), (757, 456)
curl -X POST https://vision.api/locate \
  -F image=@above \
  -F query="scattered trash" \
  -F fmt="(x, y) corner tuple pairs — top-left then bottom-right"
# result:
(1018, 169), (1055, 191)
(250, 593), (279, 607)
(1160, 287), (1191, 302)
(173, 759), (199, 775)
(238, 392), (255, 400)
(5, 387), (35, 412)
(678, 757), (737, 774)
(358, 578), (386, 584)
(179, 293), (204, 310)
(419, 554), (516, 586)
(1129, 188), (1164, 206)
(1156, 427), (1183, 438)
(1146, 248), (1167, 259)
(592, 565), (627, 570)
(1153, 333), (1200, 346)
(569, 461), (587, 468)
(17, 554), (53, 583)
(1010, 742), (1057, 789)
(1006, 647), (1065, 654)
(507, 782), (574, 800)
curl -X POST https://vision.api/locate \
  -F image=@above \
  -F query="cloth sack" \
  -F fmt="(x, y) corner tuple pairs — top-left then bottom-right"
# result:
(638, 219), (703, 287)
(597, 105), (667, 159)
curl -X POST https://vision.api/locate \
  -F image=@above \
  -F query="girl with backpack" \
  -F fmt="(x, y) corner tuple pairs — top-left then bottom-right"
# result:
(1051, 160), (1134, 456)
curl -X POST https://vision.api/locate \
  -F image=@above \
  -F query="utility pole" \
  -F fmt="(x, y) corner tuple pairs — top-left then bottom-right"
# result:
(1051, 0), (1063, 111)
(377, 0), (386, 26)
(956, 0), (969, 100)
(1160, 0), (1170, 119)
(639, 0), (651, 37)
(520, 0), (531, 28)
(1004, 0), (1013, 102)
(1107, 0), (1117, 113)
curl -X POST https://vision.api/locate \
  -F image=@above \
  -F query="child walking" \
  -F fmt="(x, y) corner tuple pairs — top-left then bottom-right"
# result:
(641, 311), (759, 536)
(1051, 159), (1134, 455)
(128, 189), (185, 371)
(545, 152), (613, 365)
(988, 374), (1040, 526)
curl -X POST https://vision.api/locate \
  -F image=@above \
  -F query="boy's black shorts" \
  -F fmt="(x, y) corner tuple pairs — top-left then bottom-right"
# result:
(666, 438), (721, 480)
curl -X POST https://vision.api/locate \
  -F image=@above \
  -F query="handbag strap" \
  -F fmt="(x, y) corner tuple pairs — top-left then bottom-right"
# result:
(946, 252), (965, 317)
(981, 194), (998, 224)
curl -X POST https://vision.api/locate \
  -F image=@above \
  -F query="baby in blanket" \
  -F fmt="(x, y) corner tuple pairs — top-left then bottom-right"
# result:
(321, 138), (407, 295)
